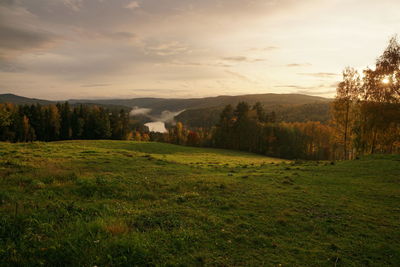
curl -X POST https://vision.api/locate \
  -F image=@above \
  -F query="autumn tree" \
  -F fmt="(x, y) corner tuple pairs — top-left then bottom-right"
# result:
(0, 104), (11, 128)
(332, 67), (361, 159)
(360, 36), (400, 153)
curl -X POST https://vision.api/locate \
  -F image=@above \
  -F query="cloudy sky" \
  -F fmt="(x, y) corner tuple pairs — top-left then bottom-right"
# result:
(0, 0), (399, 100)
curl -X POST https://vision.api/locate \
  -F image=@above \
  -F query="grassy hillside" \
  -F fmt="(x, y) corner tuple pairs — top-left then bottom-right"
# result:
(0, 141), (399, 266)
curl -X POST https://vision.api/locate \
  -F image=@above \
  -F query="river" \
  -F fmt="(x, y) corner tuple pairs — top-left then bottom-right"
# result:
(144, 121), (168, 133)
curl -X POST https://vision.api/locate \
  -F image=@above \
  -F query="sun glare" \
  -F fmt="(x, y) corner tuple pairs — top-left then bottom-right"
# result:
(382, 77), (390, 84)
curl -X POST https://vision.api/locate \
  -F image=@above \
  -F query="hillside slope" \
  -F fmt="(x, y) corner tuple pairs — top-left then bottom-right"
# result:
(1, 93), (332, 125)
(0, 140), (398, 266)
(0, 93), (54, 105)
(70, 93), (330, 115)
(176, 102), (331, 128)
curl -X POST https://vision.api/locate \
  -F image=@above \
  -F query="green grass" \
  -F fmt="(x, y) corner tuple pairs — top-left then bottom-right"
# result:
(0, 140), (399, 266)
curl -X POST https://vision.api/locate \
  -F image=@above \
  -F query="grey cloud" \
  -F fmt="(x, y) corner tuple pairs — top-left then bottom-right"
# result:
(0, 0), (14, 6)
(19, 43), (147, 78)
(11, 0), (305, 33)
(109, 31), (137, 40)
(0, 0), (326, 98)
(62, 0), (83, 11)
(0, 60), (25, 72)
(0, 24), (57, 52)
(81, 83), (112, 87)
(125, 1), (140, 10)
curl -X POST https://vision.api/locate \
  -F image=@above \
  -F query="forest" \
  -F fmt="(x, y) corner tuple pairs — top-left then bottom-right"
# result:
(0, 37), (399, 160)
(0, 103), (146, 142)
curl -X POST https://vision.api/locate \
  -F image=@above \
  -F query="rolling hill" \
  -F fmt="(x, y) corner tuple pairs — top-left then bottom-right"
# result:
(1, 93), (332, 125)
(0, 93), (54, 105)
(0, 93), (131, 112)
(0, 140), (398, 266)
(69, 93), (331, 115)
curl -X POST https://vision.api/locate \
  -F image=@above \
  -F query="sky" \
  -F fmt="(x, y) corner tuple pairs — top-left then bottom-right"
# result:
(0, 0), (399, 100)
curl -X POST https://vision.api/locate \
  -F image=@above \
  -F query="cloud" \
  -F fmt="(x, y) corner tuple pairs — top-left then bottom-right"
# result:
(62, 0), (83, 11)
(274, 85), (309, 89)
(166, 60), (231, 68)
(73, 29), (138, 41)
(222, 56), (266, 63)
(274, 83), (338, 96)
(0, 60), (25, 72)
(0, 24), (57, 53)
(0, 0), (14, 6)
(132, 88), (188, 93)
(249, 46), (279, 51)
(298, 72), (338, 78)
(125, 1), (140, 10)
(146, 41), (189, 56)
(222, 56), (247, 61)
(295, 89), (336, 96)
(286, 63), (312, 67)
(81, 83), (112, 87)
(225, 70), (253, 82)
(2, 0), (400, 100)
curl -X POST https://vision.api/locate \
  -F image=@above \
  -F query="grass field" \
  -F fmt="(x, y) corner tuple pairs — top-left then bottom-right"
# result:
(0, 140), (399, 266)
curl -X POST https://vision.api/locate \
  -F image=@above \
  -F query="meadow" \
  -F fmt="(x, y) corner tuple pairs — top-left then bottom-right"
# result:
(0, 140), (399, 266)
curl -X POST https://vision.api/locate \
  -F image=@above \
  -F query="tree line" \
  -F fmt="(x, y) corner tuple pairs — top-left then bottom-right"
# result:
(0, 103), (142, 142)
(162, 103), (334, 160)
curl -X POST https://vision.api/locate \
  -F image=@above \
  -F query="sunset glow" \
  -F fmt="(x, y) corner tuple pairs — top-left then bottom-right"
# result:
(1, 0), (400, 100)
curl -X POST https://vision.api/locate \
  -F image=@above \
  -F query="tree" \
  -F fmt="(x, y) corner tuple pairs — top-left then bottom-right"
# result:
(59, 102), (72, 140)
(214, 104), (234, 148)
(187, 131), (200, 146)
(0, 105), (11, 128)
(44, 105), (60, 141)
(332, 67), (361, 159)
(360, 36), (400, 154)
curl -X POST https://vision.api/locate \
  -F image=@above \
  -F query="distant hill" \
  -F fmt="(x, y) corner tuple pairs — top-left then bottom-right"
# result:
(0, 93), (130, 111)
(0, 93), (54, 105)
(69, 93), (330, 115)
(1, 93), (332, 125)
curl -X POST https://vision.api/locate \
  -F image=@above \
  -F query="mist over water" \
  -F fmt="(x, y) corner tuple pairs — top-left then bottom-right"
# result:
(145, 122), (168, 133)
(130, 107), (184, 133)
(129, 107), (152, 116)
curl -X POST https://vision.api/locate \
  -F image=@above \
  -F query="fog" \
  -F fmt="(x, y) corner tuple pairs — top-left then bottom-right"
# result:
(129, 107), (152, 116)
(130, 107), (185, 133)
(144, 122), (168, 133)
